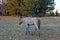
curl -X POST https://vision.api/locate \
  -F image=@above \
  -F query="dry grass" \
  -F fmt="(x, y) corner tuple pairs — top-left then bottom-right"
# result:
(0, 16), (60, 40)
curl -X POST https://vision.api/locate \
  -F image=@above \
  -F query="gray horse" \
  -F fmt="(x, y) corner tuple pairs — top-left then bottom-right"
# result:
(19, 16), (40, 37)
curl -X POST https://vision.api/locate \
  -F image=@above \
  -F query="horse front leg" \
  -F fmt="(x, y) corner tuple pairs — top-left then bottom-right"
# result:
(25, 24), (30, 35)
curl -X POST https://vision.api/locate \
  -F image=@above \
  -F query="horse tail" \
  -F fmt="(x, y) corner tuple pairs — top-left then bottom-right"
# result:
(37, 19), (40, 30)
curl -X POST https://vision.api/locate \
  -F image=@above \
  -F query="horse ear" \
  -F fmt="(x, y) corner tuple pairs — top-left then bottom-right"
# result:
(20, 16), (23, 18)
(19, 21), (22, 25)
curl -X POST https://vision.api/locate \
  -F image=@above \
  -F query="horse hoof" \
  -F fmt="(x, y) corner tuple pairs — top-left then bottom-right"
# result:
(31, 33), (34, 36)
(39, 33), (40, 37)
(25, 32), (27, 35)
(39, 35), (40, 37)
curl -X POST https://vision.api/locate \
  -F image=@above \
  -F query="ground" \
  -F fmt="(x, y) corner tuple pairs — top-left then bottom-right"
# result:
(0, 16), (60, 40)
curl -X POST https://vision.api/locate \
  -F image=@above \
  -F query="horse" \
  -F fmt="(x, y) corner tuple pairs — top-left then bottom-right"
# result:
(19, 16), (40, 37)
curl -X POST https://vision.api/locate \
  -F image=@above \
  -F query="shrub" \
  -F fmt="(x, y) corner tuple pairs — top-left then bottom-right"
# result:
(50, 12), (55, 16)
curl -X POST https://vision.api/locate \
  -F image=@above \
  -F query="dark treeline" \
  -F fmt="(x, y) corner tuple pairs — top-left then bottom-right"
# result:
(1, 0), (58, 17)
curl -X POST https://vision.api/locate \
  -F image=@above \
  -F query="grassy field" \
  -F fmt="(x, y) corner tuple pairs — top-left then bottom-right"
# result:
(0, 16), (60, 40)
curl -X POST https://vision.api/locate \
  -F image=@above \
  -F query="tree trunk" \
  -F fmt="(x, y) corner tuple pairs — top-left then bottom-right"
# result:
(42, 9), (46, 16)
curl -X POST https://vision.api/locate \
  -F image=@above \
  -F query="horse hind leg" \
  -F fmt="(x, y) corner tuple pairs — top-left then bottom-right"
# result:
(38, 25), (40, 37)
(38, 30), (40, 37)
